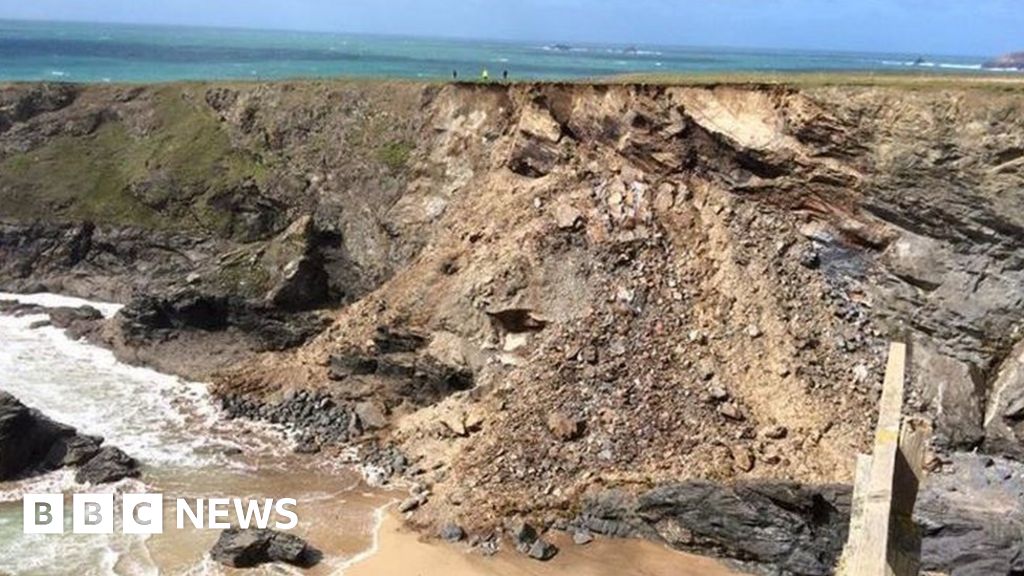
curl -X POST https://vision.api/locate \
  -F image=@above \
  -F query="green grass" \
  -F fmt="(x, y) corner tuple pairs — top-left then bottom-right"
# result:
(594, 70), (1024, 91)
(0, 86), (266, 235)
(377, 140), (414, 172)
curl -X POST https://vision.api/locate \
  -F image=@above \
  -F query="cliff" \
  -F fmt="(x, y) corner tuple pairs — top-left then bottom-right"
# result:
(2, 79), (1024, 574)
(983, 51), (1024, 70)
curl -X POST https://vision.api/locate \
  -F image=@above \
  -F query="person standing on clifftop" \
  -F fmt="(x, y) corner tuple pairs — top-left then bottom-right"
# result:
(481, 68), (489, 82)
(503, 69), (509, 81)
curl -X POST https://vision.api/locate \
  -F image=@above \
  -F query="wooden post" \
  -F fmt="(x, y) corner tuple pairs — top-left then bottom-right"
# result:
(838, 342), (925, 576)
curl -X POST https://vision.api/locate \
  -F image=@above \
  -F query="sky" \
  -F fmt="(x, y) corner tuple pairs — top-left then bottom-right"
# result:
(0, 0), (1020, 56)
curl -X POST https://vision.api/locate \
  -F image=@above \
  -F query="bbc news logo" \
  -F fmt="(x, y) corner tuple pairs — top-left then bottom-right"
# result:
(24, 494), (298, 534)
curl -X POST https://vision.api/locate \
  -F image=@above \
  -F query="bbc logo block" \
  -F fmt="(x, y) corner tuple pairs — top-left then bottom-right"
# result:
(23, 493), (297, 534)
(23, 493), (164, 535)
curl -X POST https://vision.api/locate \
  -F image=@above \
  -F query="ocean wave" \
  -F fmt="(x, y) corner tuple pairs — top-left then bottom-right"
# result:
(0, 291), (122, 317)
(881, 60), (983, 71)
(0, 297), (287, 470)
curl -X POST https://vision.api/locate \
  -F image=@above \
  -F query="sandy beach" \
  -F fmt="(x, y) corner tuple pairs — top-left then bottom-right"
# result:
(345, 513), (743, 576)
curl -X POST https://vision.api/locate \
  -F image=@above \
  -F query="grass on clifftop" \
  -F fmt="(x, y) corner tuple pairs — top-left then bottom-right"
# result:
(0, 86), (266, 234)
(598, 70), (1024, 91)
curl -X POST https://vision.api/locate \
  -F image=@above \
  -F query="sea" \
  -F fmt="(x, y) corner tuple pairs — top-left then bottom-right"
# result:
(0, 293), (393, 575)
(0, 18), (1014, 84)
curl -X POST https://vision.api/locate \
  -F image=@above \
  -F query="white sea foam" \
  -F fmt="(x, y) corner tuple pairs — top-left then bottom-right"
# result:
(0, 295), (283, 471)
(0, 293), (355, 574)
(0, 291), (122, 317)
(334, 501), (394, 575)
(880, 60), (990, 72)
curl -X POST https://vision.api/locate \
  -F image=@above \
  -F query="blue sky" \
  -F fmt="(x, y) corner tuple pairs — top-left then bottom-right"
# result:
(1, 0), (1020, 56)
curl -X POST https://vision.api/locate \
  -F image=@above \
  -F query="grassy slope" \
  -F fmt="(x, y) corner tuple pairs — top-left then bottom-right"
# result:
(1, 73), (1020, 236)
(0, 86), (266, 234)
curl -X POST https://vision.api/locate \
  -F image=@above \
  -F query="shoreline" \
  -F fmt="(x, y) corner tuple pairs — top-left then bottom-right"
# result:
(0, 294), (745, 575)
(344, 512), (743, 576)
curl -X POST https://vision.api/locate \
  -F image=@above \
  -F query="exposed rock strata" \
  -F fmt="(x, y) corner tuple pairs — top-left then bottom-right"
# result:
(2, 80), (1024, 571)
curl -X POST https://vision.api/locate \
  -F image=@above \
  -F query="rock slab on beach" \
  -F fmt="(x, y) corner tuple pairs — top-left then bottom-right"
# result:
(210, 528), (320, 568)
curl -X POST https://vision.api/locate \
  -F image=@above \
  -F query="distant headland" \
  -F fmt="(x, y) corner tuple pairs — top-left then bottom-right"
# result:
(983, 52), (1024, 70)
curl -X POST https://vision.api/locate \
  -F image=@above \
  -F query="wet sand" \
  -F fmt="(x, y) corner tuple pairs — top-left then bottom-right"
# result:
(345, 513), (744, 576)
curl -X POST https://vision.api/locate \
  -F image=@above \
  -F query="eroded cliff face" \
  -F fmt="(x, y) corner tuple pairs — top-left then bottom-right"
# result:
(2, 80), (1023, 574)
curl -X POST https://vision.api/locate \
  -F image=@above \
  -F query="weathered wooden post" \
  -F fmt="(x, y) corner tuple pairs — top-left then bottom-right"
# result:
(838, 341), (927, 576)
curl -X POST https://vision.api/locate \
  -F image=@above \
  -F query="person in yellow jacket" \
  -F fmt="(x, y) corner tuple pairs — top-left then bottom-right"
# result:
(481, 69), (489, 82)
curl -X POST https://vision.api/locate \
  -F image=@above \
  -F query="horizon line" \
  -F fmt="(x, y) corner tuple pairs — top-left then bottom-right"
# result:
(0, 15), (994, 60)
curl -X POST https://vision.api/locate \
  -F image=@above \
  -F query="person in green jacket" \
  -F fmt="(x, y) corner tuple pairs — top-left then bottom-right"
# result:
(481, 69), (489, 82)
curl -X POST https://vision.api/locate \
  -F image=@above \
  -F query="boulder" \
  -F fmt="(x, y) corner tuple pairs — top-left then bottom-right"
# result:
(354, 401), (388, 430)
(527, 538), (558, 561)
(913, 339), (985, 450)
(210, 528), (320, 568)
(439, 523), (465, 542)
(44, 433), (102, 468)
(0, 391), (138, 484)
(0, 391), (79, 480)
(75, 446), (140, 485)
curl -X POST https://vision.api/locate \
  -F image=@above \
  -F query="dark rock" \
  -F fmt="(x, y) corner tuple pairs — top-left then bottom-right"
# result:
(210, 528), (320, 568)
(118, 290), (329, 353)
(527, 538), (558, 561)
(0, 391), (140, 484)
(915, 453), (1024, 576)
(580, 482), (850, 576)
(440, 523), (466, 542)
(912, 339), (985, 450)
(328, 353), (379, 379)
(0, 391), (78, 480)
(75, 446), (140, 484)
(373, 326), (428, 354)
(509, 136), (562, 178)
(510, 520), (539, 552)
(43, 433), (102, 468)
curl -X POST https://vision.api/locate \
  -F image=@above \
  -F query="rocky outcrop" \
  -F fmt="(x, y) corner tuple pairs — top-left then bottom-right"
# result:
(577, 483), (849, 576)
(210, 528), (320, 568)
(0, 390), (89, 480)
(574, 456), (1024, 576)
(74, 446), (140, 485)
(0, 83), (77, 135)
(983, 52), (1024, 70)
(0, 391), (137, 483)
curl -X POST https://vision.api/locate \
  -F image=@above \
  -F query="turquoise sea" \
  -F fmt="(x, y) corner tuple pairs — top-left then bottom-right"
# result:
(0, 18), (1011, 83)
